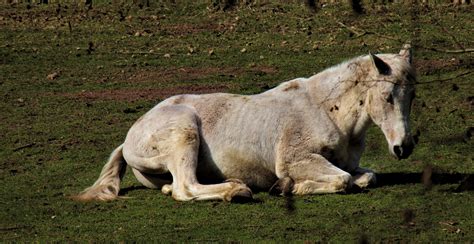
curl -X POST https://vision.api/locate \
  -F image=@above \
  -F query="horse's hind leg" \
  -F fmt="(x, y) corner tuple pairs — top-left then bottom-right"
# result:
(124, 105), (251, 201)
(130, 105), (251, 201)
(166, 118), (252, 201)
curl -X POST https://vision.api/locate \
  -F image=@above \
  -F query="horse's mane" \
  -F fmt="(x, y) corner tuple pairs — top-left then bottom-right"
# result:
(310, 54), (415, 89)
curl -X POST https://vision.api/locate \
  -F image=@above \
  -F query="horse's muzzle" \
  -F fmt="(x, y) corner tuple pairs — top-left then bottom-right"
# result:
(393, 140), (415, 160)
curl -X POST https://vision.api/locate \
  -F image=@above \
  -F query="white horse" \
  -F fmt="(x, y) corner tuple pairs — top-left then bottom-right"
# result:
(74, 44), (416, 202)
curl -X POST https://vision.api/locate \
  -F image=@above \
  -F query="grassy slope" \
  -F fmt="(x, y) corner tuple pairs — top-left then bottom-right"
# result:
(1, 1), (473, 242)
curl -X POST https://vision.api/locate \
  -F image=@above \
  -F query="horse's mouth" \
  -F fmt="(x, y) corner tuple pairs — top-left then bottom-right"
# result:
(393, 143), (414, 160)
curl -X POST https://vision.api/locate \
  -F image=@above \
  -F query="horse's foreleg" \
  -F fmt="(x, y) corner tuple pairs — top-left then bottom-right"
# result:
(283, 154), (353, 195)
(351, 167), (376, 188)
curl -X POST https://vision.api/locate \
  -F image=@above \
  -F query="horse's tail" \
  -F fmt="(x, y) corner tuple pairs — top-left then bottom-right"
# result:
(72, 144), (127, 201)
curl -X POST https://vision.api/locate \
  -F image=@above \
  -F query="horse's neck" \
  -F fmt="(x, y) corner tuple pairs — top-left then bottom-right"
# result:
(305, 64), (372, 140)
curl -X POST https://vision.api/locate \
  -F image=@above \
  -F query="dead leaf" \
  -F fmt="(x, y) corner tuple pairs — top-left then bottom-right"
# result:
(439, 221), (461, 234)
(47, 72), (59, 80)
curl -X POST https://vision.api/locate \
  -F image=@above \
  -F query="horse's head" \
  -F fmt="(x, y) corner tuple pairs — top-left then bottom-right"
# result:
(365, 45), (416, 160)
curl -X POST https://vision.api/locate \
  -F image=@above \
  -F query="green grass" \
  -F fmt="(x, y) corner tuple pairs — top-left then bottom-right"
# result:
(1, 1), (473, 242)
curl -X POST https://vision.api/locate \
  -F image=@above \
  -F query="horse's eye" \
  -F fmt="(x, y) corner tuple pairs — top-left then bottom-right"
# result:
(386, 94), (394, 104)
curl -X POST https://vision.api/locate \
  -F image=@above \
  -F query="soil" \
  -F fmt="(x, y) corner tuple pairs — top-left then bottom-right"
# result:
(162, 22), (224, 36)
(65, 84), (231, 102)
(58, 65), (277, 101)
(120, 65), (277, 84)
(414, 58), (462, 75)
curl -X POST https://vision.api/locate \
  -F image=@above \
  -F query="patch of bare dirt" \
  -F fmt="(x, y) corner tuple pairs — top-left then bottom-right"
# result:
(161, 22), (224, 36)
(414, 58), (461, 75)
(115, 65), (278, 84)
(61, 83), (232, 102)
(53, 65), (278, 101)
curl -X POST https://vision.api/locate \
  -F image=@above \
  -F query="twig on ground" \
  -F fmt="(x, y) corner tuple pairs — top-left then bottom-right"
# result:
(13, 143), (36, 152)
(0, 225), (30, 231)
(441, 26), (465, 50)
(67, 18), (73, 33)
(432, 18), (465, 51)
(416, 70), (473, 85)
(336, 18), (471, 53)
(427, 47), (474, 53)
(336, 21), (401, 41)
(337, 21), (369, 38)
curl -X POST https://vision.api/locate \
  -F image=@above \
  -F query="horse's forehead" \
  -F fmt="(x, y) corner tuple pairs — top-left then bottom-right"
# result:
(392, 83), (415, 98)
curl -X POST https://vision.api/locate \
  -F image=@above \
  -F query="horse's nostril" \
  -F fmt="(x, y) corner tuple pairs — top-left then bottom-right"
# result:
(394, 145), (403, 158)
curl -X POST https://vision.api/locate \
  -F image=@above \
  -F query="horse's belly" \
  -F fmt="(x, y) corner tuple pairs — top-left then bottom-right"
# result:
(197, 149), (277, 190)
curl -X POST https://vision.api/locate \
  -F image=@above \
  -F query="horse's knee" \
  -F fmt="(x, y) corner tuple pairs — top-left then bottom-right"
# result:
(334, 173), (352, 191)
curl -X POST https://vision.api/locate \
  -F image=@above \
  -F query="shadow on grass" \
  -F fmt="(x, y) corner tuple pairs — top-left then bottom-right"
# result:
(376, 172), (474, 192)
(119, 185), (264, 204)
(119, 185), (148, 196)
(118, 173), (474, 198)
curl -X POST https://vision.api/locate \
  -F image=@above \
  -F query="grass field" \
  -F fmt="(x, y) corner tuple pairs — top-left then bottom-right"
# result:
(1, 1), (473, 242)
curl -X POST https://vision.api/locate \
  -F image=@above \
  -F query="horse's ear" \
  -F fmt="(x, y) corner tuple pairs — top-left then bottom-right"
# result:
(369, 52), (391, 75)
(399, 43), (412, 64)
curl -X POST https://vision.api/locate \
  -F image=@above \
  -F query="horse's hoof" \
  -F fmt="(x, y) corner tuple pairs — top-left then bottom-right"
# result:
(230, 188), (253, 203)
(161, 184), (172, 195)
(353, 172), (376, 189)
